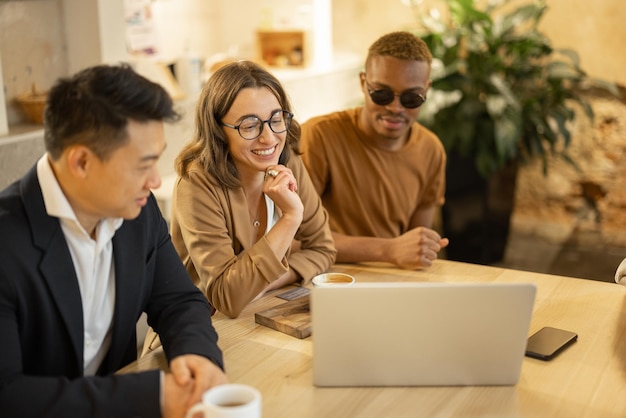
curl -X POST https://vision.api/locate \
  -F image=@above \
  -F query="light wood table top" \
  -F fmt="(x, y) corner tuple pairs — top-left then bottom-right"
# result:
(121, 260), (626, 417)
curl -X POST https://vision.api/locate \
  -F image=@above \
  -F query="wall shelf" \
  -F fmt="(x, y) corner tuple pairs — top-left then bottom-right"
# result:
(257, 30), (306, 67)
(0, 124), (44, 146)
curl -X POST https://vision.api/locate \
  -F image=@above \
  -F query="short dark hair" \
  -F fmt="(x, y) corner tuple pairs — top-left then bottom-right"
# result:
(365, 31), (433, 68)
(44, 63), (180, 160)
(176, 60), (300, 189)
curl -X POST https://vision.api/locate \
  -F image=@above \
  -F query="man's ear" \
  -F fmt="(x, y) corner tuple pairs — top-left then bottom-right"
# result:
(65, 145), (93, 179)
(358, 71), (369, 96)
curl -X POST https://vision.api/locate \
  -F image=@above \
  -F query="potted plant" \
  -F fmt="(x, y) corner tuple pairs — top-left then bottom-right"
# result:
(408, 0), (617, 264)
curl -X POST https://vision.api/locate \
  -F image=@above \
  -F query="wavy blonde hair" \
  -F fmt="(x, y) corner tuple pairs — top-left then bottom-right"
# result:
(176, 60), (301, 189)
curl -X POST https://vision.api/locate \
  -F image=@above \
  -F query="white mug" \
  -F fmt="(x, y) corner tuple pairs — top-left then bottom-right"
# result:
(186, 384), (262, 418)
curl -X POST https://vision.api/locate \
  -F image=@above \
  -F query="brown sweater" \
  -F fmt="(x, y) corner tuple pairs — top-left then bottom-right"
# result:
(301, 107), (446, 238)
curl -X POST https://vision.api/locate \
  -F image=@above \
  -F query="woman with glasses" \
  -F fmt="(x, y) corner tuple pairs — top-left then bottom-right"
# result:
(169, 60), (336, 319)
(300, 31), (448, 271)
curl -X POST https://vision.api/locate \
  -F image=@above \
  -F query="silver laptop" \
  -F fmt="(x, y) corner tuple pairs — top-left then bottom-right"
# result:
(311, 282), (536, 387)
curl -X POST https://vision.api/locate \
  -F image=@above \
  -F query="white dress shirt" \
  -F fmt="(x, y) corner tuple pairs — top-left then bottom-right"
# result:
(264, 194), (279, 234)
(37, 155), (123, 375)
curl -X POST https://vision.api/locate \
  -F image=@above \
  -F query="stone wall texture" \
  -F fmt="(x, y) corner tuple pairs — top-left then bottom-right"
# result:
(512, 89), (626, 247)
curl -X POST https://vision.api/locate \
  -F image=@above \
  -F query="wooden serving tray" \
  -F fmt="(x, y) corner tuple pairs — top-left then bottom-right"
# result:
(254, 295), (311, 339)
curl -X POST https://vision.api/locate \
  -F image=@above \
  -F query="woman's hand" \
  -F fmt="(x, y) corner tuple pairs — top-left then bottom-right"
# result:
(263, 165), (303, 225)
(261, 165), (303, 278)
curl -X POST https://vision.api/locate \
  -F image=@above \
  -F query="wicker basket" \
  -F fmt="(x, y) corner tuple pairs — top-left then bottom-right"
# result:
(17, 85), (47, 125)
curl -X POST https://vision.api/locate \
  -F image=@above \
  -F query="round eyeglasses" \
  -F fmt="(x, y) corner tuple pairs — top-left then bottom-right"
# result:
(364, 76), (427, 109)
(221, 110), (294, 140)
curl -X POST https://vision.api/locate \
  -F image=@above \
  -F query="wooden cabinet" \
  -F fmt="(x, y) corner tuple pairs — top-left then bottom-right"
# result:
(257, 30), (306, 67)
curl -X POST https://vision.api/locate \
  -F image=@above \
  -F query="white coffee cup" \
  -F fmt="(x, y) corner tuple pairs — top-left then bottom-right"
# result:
(185, 383), (262, 418)
(311, 272), (355, 287)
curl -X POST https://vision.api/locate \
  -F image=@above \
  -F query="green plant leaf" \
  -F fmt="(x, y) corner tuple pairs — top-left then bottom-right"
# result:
(547, 61), (583, 80)
(413, 0), (616, 178)
(493, 107), (522, 160)
(498, 3), (545, 36)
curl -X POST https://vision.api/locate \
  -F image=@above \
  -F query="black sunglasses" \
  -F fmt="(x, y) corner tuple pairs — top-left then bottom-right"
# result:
(363, 76), (426, 109)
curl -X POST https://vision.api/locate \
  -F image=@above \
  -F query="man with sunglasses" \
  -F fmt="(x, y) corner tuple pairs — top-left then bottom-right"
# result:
(300, 31), (448, 270)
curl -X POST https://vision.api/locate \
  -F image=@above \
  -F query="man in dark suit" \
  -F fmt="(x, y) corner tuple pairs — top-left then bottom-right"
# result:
(0, 64), (227, 417)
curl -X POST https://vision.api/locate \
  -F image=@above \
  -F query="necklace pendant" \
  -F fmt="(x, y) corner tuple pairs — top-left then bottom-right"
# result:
(253, 219), (261, 228)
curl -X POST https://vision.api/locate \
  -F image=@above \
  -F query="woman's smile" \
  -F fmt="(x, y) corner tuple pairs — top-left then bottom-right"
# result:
(252, 144), (277, 156)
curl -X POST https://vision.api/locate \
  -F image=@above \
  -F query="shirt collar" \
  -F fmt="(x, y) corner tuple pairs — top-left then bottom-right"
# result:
(36, 154), (123, 236)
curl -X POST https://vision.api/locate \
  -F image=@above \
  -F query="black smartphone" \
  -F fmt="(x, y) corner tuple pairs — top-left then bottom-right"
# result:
(525, 326), (578, 360)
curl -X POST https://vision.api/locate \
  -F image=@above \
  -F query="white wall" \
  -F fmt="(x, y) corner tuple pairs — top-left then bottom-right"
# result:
(150, 0), (333, 70)
(1, 0), (363, 199)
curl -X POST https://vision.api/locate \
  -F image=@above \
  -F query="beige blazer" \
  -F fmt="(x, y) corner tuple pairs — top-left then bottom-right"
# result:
(143, 155), (335, 354)
(170, 154), (335, 318)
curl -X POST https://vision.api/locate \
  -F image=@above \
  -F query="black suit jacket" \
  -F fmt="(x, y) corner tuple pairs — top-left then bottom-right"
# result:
(0, 165), (224, 417)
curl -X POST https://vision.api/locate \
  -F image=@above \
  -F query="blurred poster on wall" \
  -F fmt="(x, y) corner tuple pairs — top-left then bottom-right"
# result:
(125, 0), (159, 56)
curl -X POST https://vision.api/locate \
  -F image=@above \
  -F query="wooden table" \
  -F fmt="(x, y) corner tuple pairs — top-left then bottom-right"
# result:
(120, 260), (626, 417)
